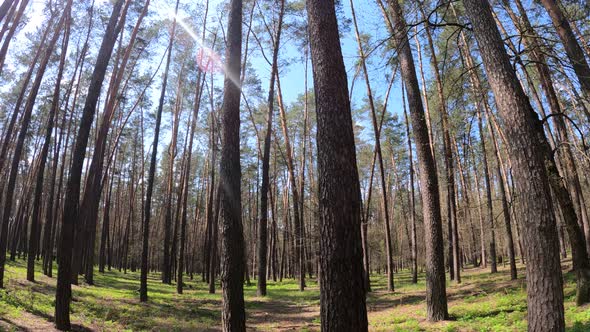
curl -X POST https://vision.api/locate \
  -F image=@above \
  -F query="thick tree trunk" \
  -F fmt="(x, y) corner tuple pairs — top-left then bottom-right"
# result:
(462, 1), (565, 330)
(306, 0), (368, 330)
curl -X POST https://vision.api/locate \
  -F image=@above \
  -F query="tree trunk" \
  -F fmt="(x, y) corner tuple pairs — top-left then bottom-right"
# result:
(218, 0), (246, 329)
(462, 1), (565, 330)
(384, 0), (448, 321)
(55, 1), (125, 329)
(257, 0), (284, 297)
(27, 2), (71, 282)
(351, 0), (394, 291)
(306, 0), (368, 330)
(139, 0), (178, 302)
(539, 0), (590, 99)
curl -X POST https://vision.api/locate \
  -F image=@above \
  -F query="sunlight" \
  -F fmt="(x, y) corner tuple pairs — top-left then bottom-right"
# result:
(161, 4), (242, 90)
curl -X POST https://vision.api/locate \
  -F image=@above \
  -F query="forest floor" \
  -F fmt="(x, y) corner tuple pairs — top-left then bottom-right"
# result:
(1, 259), (590, 331)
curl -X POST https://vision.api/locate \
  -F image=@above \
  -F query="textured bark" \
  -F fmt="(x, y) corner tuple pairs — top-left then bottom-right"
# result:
(306, 0), (368, 330)
(55, 1), (125, 329)
(385, 0), (448, 321)
(539, 0), (590, 99)
(418, 2), (460, 282)
(462, 1), (565, 330)
(218, 0), (246, 329)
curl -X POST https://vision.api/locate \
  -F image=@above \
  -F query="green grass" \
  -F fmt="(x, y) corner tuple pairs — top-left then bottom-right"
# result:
(0, 259), (590, 331)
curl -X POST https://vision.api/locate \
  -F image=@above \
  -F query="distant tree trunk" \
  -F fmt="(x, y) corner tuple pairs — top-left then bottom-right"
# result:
(257, 0), (284, 297)
(55, 1), (125, 329)
(384, 0), (448, 321)
(218, 0), (246, 329)
(476, 105), (498, 274)
(404, 105), (418, 284)
(462, 1), (565, 330)
(306, 0), (368, 330)
(350, 0), (394, 291)
(276, 73), (305, 291)
(0, 4), (49, 277)
(163, 61), (185, 285)
(140, 0), (178, 302)
(178, 3), (209, 294)
(0, 7), (64, 288)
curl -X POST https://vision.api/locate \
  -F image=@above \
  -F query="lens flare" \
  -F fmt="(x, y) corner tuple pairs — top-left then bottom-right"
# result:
(164, 5), (240, 88)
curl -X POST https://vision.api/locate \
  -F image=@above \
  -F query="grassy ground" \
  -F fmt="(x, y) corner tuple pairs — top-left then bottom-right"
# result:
(0, 259), (589, 331)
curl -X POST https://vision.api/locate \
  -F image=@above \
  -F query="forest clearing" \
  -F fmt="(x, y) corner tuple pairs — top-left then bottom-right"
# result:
(1, 259), (589, 331)
(1, 0), (590, 330)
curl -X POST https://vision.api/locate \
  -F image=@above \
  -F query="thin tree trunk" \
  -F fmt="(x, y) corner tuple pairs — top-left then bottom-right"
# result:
(351, 0), (394, 291)
(218, 0), (246, 329)
(382, 0), (448, 321)
(139, 0), (178, 302)
(55, 1), (125, 329)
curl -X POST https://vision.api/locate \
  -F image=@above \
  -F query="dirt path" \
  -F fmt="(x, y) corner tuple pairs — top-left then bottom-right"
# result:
(247, 299), (319, 331)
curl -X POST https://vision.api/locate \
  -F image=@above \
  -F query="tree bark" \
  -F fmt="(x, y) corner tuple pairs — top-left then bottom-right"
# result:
(218, 0), (246, 329)
(306, 0), (368, 330)
(384, 0), (448, 321)
(462, 1), (565, 330)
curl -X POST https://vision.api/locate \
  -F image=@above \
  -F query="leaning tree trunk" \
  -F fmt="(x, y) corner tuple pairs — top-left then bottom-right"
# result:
(350, 0), (394, 291)
(306, 0), (368, 330)
(462, 1), (565, 330)
(27, 1), (71, 282)
(55, 1), (125, 329)
(539, 0), (590, 99)
(384, 0), (448, 321)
